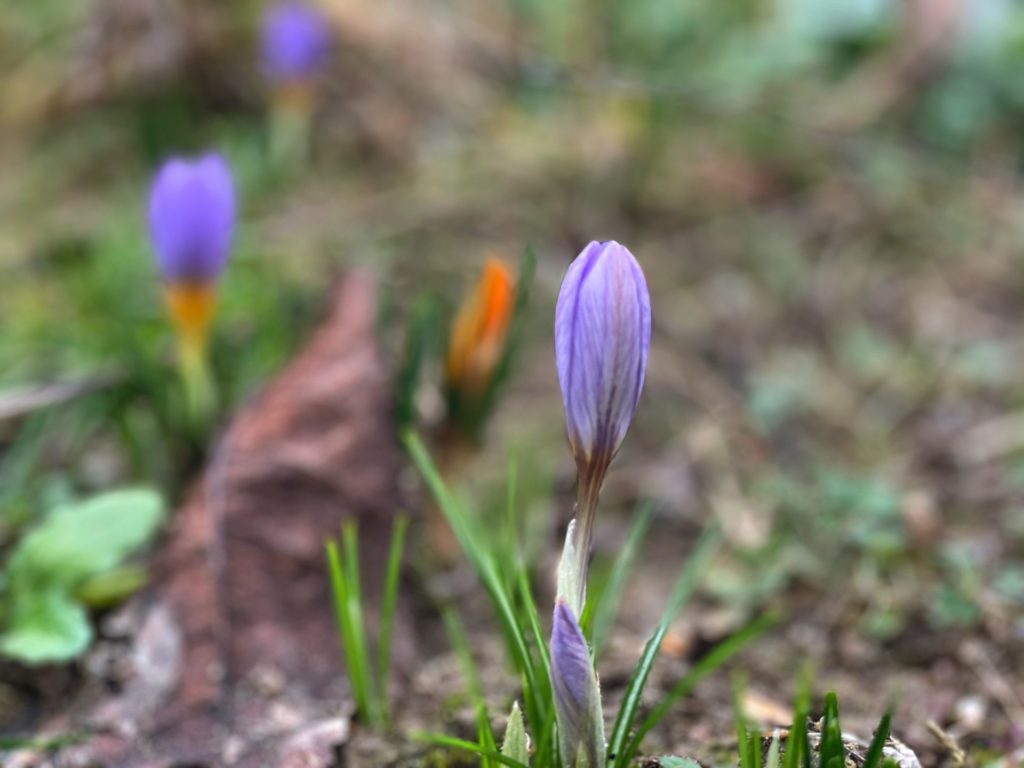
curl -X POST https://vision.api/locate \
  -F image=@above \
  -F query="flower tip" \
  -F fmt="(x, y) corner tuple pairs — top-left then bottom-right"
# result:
(554, 239), (651, 476)
(148, 152), (236, 284)
(445, 257), (516, 398)
(262, 0), (331, 83)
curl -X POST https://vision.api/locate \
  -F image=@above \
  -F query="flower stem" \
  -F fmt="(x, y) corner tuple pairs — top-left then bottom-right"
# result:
(568, 466), (603, 614)
(179, 333), (215, 426)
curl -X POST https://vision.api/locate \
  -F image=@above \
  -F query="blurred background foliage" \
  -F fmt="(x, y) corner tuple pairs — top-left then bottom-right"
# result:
(1, 0), (1023, 703)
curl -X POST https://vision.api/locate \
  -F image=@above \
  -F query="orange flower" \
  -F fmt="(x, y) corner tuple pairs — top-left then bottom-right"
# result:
(446, 259), (515, 397)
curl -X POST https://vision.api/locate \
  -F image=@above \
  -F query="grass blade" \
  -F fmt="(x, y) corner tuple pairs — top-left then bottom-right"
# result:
(862, 709), (892, 768)
(734, 674), (751, 768)
(517, 567), (551, 676)
(782, 664), (813, 768)
(820, 692), (842, 764)
(607, 526), (722, 768)
(341, 522), (379, 723)
(404, 431), (548, 736)
(621, 614), (775, 764)
(751, 729), (763, 768)
(590, 502), (654, 657)
(376, 514), (408, 722)
(417, 733), (531, 768)
(513, 566), (556, 766)
(326, 539), (370, 722)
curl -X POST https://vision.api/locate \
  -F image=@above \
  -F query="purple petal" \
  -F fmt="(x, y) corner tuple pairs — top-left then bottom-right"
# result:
(554, 240), (651, 468)
(148, 153), (236, 283)
(551, 599), (591, 710)
(261, 1), (330, 82)
(550, 599), (605, 765)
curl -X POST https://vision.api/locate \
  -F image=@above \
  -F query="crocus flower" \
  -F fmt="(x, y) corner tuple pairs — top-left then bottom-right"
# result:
(555, 240), (651, 483)
(261, 1), (330, 86)
(148, 153), (236, 287)
(551, 598), (605, 767)
(446, 258), (515, 400)
(148, 152), (236, 418)
(554, 240), (650, 610)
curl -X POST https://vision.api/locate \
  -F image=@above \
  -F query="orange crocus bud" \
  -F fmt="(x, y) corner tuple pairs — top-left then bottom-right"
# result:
(446, 259), (515, 398)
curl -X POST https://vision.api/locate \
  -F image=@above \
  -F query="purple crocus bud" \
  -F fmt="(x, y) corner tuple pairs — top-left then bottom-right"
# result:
(550, 599), (605, 767)
(554, 240), (651, 609)
(148, 153), (236, 284)
(261, 1), (330, 84)
(555, 240), (651, 480)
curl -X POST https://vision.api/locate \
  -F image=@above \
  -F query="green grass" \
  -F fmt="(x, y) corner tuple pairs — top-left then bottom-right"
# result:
(406, 430), (771, 767)
(326, 516), (408, 728)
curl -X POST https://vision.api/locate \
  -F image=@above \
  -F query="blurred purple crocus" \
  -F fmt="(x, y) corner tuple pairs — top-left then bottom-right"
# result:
(148, 153), (236, 284)
(261, 1), (330, 84)
(551, 598), (605, 767)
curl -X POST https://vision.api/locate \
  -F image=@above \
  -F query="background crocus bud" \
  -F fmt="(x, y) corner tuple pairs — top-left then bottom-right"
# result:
(148, 153), (235, 420)
(261, 1), (330, 87)
(551, 598), (605, 768)
(555, 240), (651, 484)
(446, 259), (515, 398)
(148, 153), (236, 287)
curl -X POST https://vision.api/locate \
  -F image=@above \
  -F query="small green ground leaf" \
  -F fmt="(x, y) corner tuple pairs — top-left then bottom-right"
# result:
(0, 589), (91, 663)
(7, 488), (165, 589)
(652, 758), (702, 768)
(1, 488), (165, 664)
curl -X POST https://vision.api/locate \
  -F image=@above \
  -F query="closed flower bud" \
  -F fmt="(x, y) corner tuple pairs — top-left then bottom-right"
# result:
(148, 153), (236, 287)
(446, 258), (515, 399)
(555, 240), (651, 483)
(550, 598), (605, 767)
(148, 154), (235, 420)
(261, 1), (330, 86)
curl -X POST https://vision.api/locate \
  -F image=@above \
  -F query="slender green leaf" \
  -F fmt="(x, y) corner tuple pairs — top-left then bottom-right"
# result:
(535, 715), (556, 768)
(326, 540), (372, 724)
(863, 709), (892, 768)
(376, 514), (408, 722)
(751, 730), (763, 768)
(342, 522), (379, 723)
(621, 614), (775, 764)
(404, 431), (547, 731)
(395, 298), (439, 430)
(517, 567), (551, 678)
(418, 733), (531, 768)
(785, 666), (813, 768)
(608, 527), (722, 768)
(734, 674), (751, 768)
(820, 692), (842, 764)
